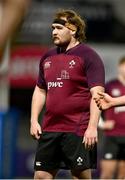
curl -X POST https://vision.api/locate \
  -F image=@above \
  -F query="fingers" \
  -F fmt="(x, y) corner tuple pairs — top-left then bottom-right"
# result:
(31, 131), (42, 140)
(96, 101), (102, 110)
(35, 130), (42, 140)
(83, 137), (97, 150)
(30, 128), (42, 140)
(93, 92), (105, 101)
(30, 122), (42, 140)
(97, 92), (105, 98)
(94, 94), (104, 110)
(38, 127), (42, 135)
(94, 98), (102, 110)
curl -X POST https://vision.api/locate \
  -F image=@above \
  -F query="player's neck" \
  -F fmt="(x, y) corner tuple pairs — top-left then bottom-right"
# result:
(66, 38), (80, 51)
(60, 39), (80, 53)
(66, 39), (80, 51)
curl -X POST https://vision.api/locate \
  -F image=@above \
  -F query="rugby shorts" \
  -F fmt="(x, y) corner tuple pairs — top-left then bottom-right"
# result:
(34, 132), (97, 171)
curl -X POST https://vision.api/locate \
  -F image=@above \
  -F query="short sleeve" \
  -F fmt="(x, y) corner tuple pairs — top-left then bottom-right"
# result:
(84, 48), (105, 89)
(36, 55), (47, 90)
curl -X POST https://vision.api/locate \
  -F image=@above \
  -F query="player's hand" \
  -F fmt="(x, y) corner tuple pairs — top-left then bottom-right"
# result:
(83, 126), (98, 150)
(94, 92), (114, 110)
(30, 121), (42, 140)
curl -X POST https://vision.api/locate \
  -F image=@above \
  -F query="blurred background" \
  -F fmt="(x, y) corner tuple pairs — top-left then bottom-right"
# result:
(0, 0), (125, 178)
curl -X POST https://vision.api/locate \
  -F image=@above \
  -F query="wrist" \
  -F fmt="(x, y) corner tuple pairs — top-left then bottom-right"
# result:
(111, 97), (117, 106)
(30, 118), (38, 124)
(87, 124), (98, 129)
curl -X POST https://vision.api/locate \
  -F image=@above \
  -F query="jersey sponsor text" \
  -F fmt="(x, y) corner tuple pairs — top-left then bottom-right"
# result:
(48, 81), (63, 89)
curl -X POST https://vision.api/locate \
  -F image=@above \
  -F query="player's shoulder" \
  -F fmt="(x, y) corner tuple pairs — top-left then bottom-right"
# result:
(43, 47), (57, 58)
(78, 43), (101, 60)
(40, 47), (57, 63)
(78, 43), (102, 65)
(79, 43), (98, 53)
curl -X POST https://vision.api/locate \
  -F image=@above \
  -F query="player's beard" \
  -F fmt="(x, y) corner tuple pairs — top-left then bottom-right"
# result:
(53, 36), (60, 45)
(53, 36), (70, 47)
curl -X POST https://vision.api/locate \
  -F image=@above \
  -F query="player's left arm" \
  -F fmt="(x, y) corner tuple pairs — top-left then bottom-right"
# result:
(83, 86), (104, 149)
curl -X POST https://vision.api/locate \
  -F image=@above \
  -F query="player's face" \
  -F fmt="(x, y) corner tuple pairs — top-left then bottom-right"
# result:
(52, 23), (72, 46)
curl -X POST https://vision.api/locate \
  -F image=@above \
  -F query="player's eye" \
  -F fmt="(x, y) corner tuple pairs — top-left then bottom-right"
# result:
(52, 26), (55, 30)
(57, 26), (63, 29)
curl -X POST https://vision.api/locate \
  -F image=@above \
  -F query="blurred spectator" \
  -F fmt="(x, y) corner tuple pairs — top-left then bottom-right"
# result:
(98, 56), (125, 179)
(0, 0), (31, 63)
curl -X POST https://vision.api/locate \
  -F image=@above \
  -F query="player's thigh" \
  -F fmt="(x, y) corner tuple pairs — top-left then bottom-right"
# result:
(61, 133), (97, 172)
(34, 132), (62, 171)
(71, 168), (91, 179)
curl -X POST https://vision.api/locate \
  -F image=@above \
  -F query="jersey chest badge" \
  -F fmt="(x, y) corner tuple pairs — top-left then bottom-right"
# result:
(69, 60), (76, 68)
(44, 61), (51, 69)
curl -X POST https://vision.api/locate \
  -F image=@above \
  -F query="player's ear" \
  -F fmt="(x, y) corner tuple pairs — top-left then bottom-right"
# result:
(71, 30), (76, 37)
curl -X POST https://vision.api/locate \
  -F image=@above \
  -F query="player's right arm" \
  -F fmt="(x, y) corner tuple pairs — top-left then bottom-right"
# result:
(94, 92), (125, 110)
(30, 85), (46, 140)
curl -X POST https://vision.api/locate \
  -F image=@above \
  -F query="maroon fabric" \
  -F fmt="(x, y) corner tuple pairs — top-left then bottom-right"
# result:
(104, 79), (125, 136)
(37, 43), (105, 136)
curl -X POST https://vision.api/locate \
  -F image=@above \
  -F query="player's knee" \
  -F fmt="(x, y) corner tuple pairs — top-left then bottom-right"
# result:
(34, 171), (53, 179)
(71, 169), (91, 179)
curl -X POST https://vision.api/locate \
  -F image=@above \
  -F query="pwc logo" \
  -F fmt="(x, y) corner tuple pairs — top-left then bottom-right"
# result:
(48, 81), (63, 90)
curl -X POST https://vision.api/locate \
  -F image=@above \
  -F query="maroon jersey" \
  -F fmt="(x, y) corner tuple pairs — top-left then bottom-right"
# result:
(104, 79), (125, 136)
(37, 43), (105, 136)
